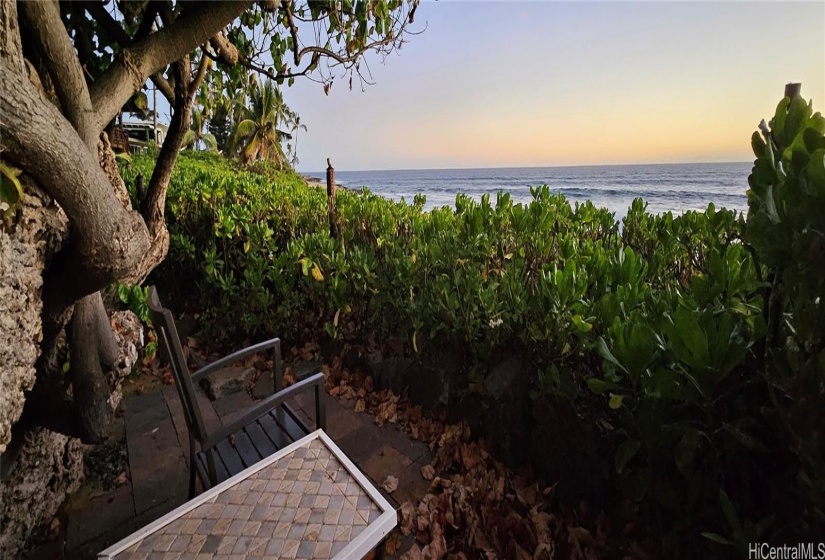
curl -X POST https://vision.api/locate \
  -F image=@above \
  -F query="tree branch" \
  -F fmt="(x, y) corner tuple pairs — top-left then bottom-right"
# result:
(190, 52), (210, 97)
(128, 53), (201, 284)
(0, 61), (150, 304)
(283, 1), (302, 66)
(133, 1), (159, 41)
(258, 0), (280, 12)
(151, 72), (175, 104)
(88, 0), (251, 133)
(295, 36), (399, 67)
(20, 0), (96, 147)
(82, 2), (177, 106)
(209, 32), (239, 67)
(0, 0), (23, 71)
(239, 57), (311, 81)
(142, 58), (191, 228)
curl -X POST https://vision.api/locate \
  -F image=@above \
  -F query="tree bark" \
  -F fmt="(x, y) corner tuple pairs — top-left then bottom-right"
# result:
(0, 0), (22, 70)
(80, 1), (177, 106)
(88, 1), (251, 135)
(128, 56), (199, 284)
(69, 293), (116, 441)
(20, 0), (95, 146)
(0, 64), (151, 308)
(126, 49), (210, 286)
(1, 0), (251, 445)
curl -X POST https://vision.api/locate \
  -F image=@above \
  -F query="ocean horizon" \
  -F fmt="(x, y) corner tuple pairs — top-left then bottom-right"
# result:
(303, 161), (752, 219)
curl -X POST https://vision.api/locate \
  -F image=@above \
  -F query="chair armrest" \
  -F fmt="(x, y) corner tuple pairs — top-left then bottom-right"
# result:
(191, 338), (280, 382)
(202, 372), (325, 449)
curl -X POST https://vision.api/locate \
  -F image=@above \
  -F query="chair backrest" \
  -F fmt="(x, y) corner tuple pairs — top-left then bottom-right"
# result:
(147, 286), (208, 442)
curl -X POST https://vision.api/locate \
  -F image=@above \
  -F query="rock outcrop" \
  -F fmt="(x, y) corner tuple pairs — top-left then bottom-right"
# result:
(0, 180), (144, 557)
(0, 427), (84, 557)
(0, 182), (67, 452)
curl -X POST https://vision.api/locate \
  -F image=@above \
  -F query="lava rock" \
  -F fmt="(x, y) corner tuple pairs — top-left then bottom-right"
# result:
(199, 366), (255, 401)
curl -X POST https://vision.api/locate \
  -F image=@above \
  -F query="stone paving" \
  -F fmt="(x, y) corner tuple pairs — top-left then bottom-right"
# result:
(32, 374), (432, 559)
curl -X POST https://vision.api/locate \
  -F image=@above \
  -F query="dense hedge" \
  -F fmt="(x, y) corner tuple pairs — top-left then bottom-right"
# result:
(121, 95), (824, 554)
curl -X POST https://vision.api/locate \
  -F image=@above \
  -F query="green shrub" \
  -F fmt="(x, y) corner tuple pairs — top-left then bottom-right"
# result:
(120, 92), (823, 553)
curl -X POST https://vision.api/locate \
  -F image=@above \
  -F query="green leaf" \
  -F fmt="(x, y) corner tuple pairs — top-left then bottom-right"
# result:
(132, 91), (149, 119)
(700, 532), (734, 546)
(719, 489), (742, 535)
(784, 96), (810, 142)
(0, 162), (24, 213)
(803, 125), (825, 154)
(721, 422), (766, 452)
(804, 149), (825, 197)
(596, 337), (627, 373)
(751, 131), (766, 158)
(572, 314), (593, 333)
(674, 428), (701, 477)
(608, 393), (624, 409)
(117, 283), (130, 304)
(672, 306), (710, 369)
(586, 378), (622, 395)
(615, 439), (641, 474)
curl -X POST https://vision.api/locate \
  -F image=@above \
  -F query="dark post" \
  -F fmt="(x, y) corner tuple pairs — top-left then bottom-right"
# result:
(326, 158), (338, 239)
(785, 83), (801, 100)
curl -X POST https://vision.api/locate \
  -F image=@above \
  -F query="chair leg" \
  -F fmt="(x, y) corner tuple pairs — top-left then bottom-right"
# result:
(188, 437), (197, 499)
(188, 456), (196, 499)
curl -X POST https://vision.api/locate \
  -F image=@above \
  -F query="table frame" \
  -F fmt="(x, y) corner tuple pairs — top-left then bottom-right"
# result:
(98, 429), (397, 559)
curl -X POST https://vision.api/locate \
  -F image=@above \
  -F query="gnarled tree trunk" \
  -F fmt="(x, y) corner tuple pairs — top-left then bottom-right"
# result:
(0, 0), (250, 445)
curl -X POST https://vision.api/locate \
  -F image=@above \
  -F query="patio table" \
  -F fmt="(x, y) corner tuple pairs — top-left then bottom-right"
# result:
(99, 430), (396, 560)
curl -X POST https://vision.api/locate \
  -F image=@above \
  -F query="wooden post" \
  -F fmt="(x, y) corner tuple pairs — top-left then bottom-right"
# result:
(326, 158), (338, 240)
(785, 82), (801, 100)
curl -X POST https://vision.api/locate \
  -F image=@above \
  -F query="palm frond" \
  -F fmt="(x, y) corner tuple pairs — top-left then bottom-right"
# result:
(234, 119), (258, 139)
(182, 129), (197, 149)
(202, 133), (218, 152)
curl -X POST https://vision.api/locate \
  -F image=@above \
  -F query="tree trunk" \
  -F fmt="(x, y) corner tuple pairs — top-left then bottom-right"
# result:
(69, 293), (117, 441)
(0, 0), (248, 447)
(0, 0), (23, 71)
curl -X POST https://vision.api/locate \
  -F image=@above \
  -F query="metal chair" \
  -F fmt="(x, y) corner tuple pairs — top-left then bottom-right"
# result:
(147, 286), (326, 498)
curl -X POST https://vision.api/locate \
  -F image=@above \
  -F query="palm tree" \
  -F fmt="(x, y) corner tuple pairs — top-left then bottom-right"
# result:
(230, 80), (296, 168)
(182, 107), (218, 151)
(289, 113), (307, 167)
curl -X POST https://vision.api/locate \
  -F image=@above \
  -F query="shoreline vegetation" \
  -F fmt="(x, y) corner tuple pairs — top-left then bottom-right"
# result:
(116, 92), (824, 558)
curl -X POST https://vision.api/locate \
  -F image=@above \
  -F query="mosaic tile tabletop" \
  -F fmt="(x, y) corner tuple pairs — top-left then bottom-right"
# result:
(108, 435), (387, 560)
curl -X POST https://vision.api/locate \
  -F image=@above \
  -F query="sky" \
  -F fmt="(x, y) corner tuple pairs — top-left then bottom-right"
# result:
(275, 1), (825, 172)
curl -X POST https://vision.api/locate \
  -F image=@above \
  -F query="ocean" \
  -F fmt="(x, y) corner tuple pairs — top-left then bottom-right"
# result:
(305, 162), (752, 219)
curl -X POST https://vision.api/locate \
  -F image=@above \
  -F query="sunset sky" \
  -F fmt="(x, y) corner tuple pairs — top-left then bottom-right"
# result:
(284, 1), (825, 172)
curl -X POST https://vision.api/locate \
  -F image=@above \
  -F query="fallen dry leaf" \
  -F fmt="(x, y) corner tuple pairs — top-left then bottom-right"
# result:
(116, 471), (128, 486)
(400, 502), (416, 535)
(385, 532), (403, 555)
(568, 525), (595, 557)
(400, 544), (423, 560)
(383, 475), (399, 493)
(282, 367), (296, 387)
(423, 522), (448, 559)
(49, 517), (61, 539)
(312, 344), (618, 560)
